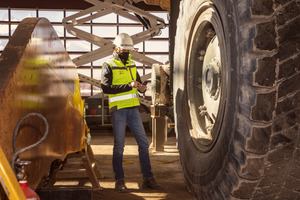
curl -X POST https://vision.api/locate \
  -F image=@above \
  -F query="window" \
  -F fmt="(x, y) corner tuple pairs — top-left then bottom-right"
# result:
(146, 54), (169, 64)
(39, 10), (63, 22)
(53, 25), (64, 37)
(0, 9), (8, 21)
(145, 41), (169, 52)
(0, 8), (169, 98)
(0, 24), (8, 36)
(77, 68), (91, 77)
(11, 9), (36, 21)
(93, 68), (102, 80)
(93, 13), (117, 23)
(66, 40), (91, 52)
(93, 26), (117, 37)
(118, 26), (143, 36)
(0, 39), (8, 51)
(93, 55), (111, 67)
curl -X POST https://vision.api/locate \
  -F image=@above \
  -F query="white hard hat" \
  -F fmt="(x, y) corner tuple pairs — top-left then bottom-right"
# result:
(113, 33), (134, 50)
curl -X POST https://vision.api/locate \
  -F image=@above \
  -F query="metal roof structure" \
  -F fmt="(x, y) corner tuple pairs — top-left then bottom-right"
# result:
(0, 0), (164, 11)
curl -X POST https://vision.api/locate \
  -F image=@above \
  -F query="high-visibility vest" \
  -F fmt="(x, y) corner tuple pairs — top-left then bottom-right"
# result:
(107, 55), (140, 110)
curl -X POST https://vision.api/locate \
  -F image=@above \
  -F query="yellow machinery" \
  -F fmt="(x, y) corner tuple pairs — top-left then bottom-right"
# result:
(0, 17), (86, 195)
(0, 1), (168, 197)
(2, 0), (297, 199)
(62, 0), (300, 199)
(0, 146), (26, 200)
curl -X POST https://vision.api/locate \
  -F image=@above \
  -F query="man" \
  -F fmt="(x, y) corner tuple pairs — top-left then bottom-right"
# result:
(101, 33), (162, 192)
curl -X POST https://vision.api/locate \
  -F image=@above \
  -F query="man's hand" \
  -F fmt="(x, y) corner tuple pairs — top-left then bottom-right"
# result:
(131, 81), (147, 92)
(131, 81), (140, 88)
(137, 84), (147, 93)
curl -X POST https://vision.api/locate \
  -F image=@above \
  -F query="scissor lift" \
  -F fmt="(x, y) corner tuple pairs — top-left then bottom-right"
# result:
(63, 0), (165, 127)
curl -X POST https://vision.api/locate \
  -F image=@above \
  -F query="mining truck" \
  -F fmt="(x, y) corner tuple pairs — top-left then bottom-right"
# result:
(0, 0), (299, 199)
(64, 0), (300, 198)
(147, 0), (300, 199)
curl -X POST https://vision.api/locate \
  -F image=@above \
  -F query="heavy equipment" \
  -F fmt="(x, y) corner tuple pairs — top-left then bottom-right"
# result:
(149, 0), (300, 199)
(63, 0), (300, 198)
(0, 17), (87, 198)
(0, 0), (299, 199)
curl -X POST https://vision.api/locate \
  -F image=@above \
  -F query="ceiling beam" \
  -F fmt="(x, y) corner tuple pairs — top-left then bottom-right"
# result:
(0, 0), (165, 11)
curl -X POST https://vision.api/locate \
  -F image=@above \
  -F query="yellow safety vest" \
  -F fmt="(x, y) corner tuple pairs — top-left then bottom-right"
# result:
(107, 55), (140, 110)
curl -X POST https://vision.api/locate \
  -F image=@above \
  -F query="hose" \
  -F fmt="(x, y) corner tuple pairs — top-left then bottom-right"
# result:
(10, 113), (49, 173)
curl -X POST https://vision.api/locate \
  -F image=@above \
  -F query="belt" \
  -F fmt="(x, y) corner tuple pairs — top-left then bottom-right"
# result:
(109, 93), (138, 103)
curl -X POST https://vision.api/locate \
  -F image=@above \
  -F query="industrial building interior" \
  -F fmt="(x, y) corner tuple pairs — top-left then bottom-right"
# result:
(0, 0), (192, 199)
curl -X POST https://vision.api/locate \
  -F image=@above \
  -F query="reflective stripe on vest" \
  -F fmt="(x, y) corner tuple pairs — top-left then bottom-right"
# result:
(108, 93), (138, 103)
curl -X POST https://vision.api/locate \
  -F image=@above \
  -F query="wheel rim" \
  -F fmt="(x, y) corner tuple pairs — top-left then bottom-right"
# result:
(187, 3), (228, 153)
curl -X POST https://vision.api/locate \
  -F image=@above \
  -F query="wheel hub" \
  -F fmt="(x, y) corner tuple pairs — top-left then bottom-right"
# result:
(201, 36), (221, 127)
(186, 6), (226, 152)
(204, 57), (220, 100)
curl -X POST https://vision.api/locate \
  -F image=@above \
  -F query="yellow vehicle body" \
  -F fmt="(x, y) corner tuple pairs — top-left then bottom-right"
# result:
(0, 146), (26, 200)
(0, 17), (86, 190)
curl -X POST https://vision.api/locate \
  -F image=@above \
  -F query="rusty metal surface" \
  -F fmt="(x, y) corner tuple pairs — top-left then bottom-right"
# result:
(0, 18), (85, 189)
(151, 105), (166, 152)
(144, 0), (170, 10)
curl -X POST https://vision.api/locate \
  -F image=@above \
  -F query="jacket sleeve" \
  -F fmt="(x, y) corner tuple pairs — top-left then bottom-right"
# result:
(136, 72), (142, 84)
(136, 72), (147, 94)
(101, 62), (132, 94)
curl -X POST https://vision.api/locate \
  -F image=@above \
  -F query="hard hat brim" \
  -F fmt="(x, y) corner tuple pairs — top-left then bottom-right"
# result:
(119, 44), (134, 50)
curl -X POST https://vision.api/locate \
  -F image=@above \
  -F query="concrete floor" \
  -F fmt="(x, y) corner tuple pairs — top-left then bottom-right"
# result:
(61, 131), (194, 200)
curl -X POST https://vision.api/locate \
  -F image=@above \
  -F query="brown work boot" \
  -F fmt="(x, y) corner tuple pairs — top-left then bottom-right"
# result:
(115, 179), (128, 192)
(142, 178), (163, 190)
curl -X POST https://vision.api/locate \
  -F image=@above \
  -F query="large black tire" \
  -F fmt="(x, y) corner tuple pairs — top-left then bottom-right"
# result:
(173, 0), (300, 199)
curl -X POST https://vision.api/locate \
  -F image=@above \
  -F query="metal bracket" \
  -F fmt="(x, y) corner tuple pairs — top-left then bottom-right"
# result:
(150, 105), (166, 152)
(42, 144), (103, 191)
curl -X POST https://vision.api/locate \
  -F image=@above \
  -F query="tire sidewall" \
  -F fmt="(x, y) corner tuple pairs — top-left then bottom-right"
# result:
(173, 0), (239, 191)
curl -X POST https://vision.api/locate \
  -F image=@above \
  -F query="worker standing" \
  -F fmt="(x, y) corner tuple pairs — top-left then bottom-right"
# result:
(101, 33), (163, 192)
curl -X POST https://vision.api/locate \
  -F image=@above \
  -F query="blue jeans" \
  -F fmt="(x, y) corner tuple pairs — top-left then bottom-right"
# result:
(110, 107), (153, 180)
